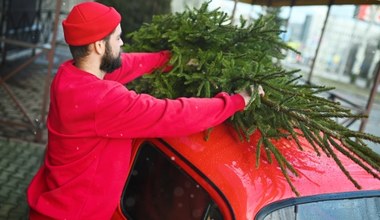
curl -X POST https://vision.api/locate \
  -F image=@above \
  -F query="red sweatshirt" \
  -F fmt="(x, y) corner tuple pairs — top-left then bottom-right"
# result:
(27, 51), (245, 219)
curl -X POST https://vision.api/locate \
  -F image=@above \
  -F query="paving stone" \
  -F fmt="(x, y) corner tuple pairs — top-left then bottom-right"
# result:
(3, 194), (20, 206)
(3, 164), (18, 173)
(0, 204), (14, 218)
(0, 185), (13, 198)
(0, 138), (44, 219)
(4, 178), (21, 189)
(12, 170), (28, 179)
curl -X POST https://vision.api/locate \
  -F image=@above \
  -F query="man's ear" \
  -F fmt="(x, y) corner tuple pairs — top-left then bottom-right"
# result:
(93, 40), (106, 55)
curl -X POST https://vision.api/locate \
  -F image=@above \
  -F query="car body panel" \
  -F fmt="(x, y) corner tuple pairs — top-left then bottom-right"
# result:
(115, 123), (380, 220)
(162, 124), (380, 219)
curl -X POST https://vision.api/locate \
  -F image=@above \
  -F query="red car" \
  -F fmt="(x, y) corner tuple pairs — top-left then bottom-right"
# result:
(112, 123), (380, 220)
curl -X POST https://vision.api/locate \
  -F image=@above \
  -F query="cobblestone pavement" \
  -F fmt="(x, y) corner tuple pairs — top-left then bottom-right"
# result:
(0, 138), (44, 219)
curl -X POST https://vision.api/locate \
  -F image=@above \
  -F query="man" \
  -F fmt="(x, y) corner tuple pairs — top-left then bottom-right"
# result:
(27, 2), (254, 219)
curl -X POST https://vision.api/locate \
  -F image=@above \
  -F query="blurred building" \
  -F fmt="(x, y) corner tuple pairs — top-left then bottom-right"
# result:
(183, 1), (380, 89)
(285, 5), (380, 88)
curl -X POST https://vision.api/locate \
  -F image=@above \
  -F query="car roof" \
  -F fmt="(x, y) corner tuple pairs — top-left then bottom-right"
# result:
(161, 123), (380, 220)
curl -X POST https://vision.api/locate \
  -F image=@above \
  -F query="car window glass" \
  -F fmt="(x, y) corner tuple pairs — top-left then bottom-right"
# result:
(121, 142), (223, 220)
(263, 196), (380, 220)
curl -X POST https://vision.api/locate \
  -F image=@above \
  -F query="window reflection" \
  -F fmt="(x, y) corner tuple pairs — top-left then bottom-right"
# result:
(263, 196), (380, 220)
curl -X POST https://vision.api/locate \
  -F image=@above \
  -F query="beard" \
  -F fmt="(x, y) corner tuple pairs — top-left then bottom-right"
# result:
(100, 42), (122, 73)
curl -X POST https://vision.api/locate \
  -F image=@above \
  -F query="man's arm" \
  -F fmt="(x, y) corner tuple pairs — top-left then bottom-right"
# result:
(104, 51), (171, 84)
(95, 85), (246, 138)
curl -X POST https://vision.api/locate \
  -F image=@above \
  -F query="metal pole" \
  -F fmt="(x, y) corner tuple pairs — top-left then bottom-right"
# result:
(286, 0), (297, 30)
(0, 81), (36, 127)
(359, 64), (380, 132)
(0, 51), (44, 83)
(307, 0), (334, 83)
(0, 118), (32, 128)
(0, 51), (44, 134)
(231, 0), (239, 24)
(35, 0), (62, 142)
(0, 37), (51, 50)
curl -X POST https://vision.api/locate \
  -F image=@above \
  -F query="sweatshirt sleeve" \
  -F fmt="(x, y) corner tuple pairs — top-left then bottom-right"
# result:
(95, 84), (245, 138)
(104, 51), (171, 84)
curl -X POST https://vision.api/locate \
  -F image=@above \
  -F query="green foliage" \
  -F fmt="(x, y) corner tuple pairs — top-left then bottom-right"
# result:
(125, 3), (380, 195)
(96, 0), (171, 42)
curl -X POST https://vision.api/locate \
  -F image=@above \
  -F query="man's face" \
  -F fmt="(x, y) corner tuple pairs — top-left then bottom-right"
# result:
(100, 24), (123, 73)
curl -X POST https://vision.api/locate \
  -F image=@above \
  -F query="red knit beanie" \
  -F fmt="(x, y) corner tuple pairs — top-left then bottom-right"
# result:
(62, 2), (121, 46)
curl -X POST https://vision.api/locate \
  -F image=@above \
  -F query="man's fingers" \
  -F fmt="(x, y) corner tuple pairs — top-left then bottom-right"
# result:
(257, 85), (265, 97)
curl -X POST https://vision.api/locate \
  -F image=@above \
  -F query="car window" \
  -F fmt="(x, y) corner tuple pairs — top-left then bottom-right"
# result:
(120, 142), (223, 220)
(257, 192), (380, 220)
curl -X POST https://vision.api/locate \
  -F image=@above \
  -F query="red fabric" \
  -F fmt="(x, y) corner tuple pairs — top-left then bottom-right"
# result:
(62, 2), (121, 46)
(27, 51), (245, 219)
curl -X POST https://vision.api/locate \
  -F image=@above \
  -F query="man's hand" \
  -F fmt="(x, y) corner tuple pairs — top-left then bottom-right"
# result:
(257, 85), (265, 96)
(238, 85), (265, 107)
(161, 50), (173, 72)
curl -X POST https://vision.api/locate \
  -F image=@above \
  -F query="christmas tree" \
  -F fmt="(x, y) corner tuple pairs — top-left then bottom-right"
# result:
(124, 2), (380, 195)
